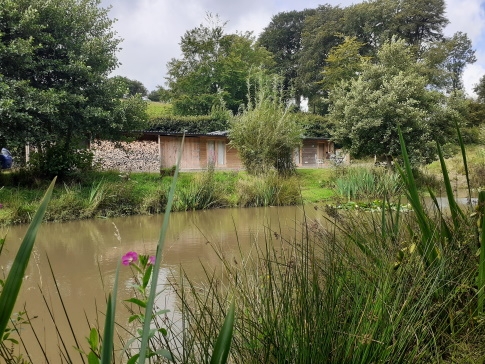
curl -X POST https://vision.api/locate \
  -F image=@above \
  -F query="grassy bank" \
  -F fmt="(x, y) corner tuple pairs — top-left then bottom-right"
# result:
(0, 168), (335, 226)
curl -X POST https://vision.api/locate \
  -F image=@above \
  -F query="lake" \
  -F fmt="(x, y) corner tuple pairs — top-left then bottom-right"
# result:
(1, 205), (322, 363)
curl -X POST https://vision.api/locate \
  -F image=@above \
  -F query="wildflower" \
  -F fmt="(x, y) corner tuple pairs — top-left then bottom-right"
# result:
(122, 251), (138, 266)
(148, 255), (156, 265)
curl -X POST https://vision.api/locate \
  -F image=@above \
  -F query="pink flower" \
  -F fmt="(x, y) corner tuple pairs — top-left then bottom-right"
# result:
(148, 256), (156, 265)
(122, 251), (138, 266)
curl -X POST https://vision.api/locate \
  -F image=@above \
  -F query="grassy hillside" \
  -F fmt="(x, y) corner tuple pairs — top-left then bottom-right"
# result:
(146, 102), (173, 119)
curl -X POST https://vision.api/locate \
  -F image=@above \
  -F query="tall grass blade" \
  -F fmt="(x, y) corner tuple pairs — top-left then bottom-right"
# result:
(0, 177), (56, 339)
(427, 188), (452, 243)
(455, 120), (471, 200)
(478, 191), (485, 313)
(210, 299), (235, 364)
(138, 134), (186, 363)
(100, 294), (114, 363)
(396, 128), (438, 268)
(436, 142), (465, 229)
(100, 256), (121, 363)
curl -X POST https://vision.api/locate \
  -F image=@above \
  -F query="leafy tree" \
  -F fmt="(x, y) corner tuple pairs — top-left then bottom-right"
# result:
(297, 4), (345, 113)
(320, 36), (370, 92)
(147, 86), (172, 102)
(229, 73), (302, 175)
(257, 9), (316, 106)
(388, 0), (448, 46)
(474, 75), (485, 103)
(295, 0), (449, 113)
(424, 32), (476, 93)
(0, 0), (147, 177)
(328, 38), (459, 166)
(112, 76), (148, 97)
(166, 14), (274, 115)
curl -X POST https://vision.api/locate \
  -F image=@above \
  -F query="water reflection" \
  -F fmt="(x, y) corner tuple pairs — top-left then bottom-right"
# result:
(0, 205), (320, 363)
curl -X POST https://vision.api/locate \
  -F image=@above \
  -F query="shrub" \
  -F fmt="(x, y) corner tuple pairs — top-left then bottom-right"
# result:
(236, 172), (300, 207)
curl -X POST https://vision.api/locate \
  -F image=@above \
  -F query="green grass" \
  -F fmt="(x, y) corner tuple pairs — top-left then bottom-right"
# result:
(146, 102), (173, 119)
(0, 168), (337, 225)
(295, 168), (335, 202)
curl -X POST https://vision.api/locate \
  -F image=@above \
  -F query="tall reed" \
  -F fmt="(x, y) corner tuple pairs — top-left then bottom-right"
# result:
(164, 128), (485, 363)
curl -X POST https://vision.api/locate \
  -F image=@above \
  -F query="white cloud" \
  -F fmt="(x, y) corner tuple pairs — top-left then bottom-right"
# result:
(102, 0), (485, 95)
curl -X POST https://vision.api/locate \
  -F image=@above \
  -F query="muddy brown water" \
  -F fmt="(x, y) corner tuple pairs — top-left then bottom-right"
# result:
(1, 205), (323, 363)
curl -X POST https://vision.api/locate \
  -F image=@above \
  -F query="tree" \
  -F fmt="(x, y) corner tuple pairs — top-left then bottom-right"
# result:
(0, 0), (147, 177)
(295, 0), (449, 113)
(297, 4), (345, 113)
(112, 76), (148, 97)
(424, 32), (476, 93)
(147, 86), (172, 102)
(474, 75), (485, 103)
(320, 36), (370, 92)
(229, 73), (302, 175)
(166, 14), (274, 115)
(328, 38), (459, 165)
(257, 9), (316, 106)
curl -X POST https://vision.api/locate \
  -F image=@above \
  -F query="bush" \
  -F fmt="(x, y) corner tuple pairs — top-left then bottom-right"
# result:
(236, 172), (300, 207)
(29, 146), (95, 180)
(230, 73), (302, 175)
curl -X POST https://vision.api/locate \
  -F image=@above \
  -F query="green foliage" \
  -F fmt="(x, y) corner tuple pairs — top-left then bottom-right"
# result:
(474, 74), (485, 103)
(333, 167), (403, 201)
(147, 86), (172, 103)
(0, 0), (146, 177)
(297, 113), (334, 138)
(148, 115), (229, 134)
(28, 146), (95, 179)
(329, 38), (459, 165)
(236, 172), (300, 207)
(320, 36), (370, 91)
(0, 178), (55, 341)
(296, 0), (449, 110)
(174, 165), (229, 210)
(257, 9), (316, 103)
(166, 14), (274, 115)
(111, 76), (148, 97)
(230, 73), (303, 175)
(147, 102), (173, 119)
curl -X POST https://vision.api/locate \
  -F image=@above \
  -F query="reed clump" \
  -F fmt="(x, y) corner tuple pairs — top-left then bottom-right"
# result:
(166, 128), (485, 363)
(333, 166), (403, 200)
(236, 172), (300, 207)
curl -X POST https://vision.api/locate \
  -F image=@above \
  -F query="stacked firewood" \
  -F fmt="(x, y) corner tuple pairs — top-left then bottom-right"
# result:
(91, 140), (159, 172)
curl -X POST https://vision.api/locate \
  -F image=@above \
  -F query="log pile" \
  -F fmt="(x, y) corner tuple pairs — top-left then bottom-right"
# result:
(91, 140), (159, 172)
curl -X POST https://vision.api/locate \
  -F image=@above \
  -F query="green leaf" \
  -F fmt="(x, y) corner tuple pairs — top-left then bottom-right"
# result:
(142, 265), (153, 289)
(88, 351), (100, 364)
(210, 299), (235, 364)
(154, 349), (173, 361)
(127, 353), (139, 364)
(89, 328), (99, 351)
(125, 298), (146, 308)
(100, 294), (115, 363)
(128, 314), (142, 323)
(0, 177), (56, 339)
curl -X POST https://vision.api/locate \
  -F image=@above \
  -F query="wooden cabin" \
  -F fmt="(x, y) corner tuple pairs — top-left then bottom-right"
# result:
(92, 131), (341, 172)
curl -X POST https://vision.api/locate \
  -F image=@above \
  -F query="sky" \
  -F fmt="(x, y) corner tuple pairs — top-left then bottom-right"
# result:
(100, 0), (485, 97)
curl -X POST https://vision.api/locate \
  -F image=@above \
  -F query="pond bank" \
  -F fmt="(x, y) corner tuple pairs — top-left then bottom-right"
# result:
(0, 169), (335, 226)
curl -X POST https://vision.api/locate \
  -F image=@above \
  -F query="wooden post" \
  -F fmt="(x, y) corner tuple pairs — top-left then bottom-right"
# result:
(158, 135), (162, 169)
